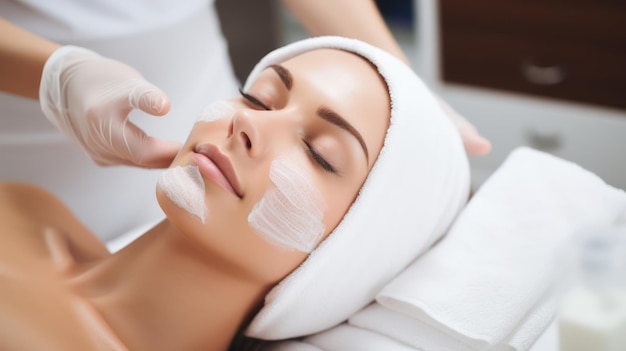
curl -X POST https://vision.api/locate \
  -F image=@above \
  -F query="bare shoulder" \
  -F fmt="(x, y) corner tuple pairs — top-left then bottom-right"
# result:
(0, 182), (80, 231)
(0, 184), (121, 350)
(0, 182), (110, 263)
(0, 182), (71, 213)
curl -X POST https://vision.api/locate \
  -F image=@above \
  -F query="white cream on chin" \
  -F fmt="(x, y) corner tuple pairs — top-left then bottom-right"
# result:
(158, 165), (208, 223)
(196, 100), (236, 122)
(248, 158), (327, 253)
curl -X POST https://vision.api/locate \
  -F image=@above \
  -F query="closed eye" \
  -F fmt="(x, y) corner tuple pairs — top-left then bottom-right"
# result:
(304, 140), (337, 174)
(239, 88), (270, 110)
(239, 89), (337, 174)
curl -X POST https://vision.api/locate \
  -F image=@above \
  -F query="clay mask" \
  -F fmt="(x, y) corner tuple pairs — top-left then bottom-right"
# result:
(248, 158), (326, 253)
(197, 100), (235, 122)
(158, 165), (207, 223)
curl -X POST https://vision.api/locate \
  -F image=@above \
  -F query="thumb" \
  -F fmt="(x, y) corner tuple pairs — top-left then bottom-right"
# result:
(129, 82), (171, 116)
(134, 137), (183, 168)
(121, 120), (182, 168)
(462, 132), (492, 156)
(140, 138), (183, 168)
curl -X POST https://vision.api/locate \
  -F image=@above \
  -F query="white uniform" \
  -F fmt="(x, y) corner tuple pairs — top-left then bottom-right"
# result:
(0, 0), (240, 241)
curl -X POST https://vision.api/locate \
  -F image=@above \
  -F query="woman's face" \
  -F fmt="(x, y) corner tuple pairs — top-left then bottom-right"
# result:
(157, 49), (389, 284)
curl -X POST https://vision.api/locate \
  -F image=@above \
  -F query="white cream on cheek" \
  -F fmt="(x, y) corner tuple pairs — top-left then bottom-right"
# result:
(158, 165), (208, 223)
(196, 100), (236, 122)
(248, 158), (327, 253)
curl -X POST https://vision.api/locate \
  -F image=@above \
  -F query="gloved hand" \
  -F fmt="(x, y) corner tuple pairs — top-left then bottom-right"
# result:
(436, 95), (492, 156)
(39, 45), (182, 168)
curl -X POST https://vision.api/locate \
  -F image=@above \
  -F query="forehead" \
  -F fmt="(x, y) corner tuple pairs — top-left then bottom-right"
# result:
(279, 49), (381, 88)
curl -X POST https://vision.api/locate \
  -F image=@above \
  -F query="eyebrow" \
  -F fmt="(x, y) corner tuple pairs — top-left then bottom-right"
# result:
(270, 64), (293, 90)
(269, 64), (369, 161)
(317, 106), (369, 161)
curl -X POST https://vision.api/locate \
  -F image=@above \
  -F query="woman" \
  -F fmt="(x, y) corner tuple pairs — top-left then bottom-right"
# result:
(0, 37), (469, 350)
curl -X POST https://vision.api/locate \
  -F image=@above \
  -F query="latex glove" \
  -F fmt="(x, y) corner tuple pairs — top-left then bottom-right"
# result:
(39, 45), (182, 167)
(436, 95), (492, 156)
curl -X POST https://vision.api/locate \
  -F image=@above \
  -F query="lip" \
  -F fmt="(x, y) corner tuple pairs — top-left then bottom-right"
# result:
(193, 144), (242, 198)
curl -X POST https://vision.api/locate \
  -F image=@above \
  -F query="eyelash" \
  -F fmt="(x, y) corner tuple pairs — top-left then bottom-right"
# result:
(238, 88), (270, 110)
(303, 140), (337, 173)
(238, 88), (337, 174)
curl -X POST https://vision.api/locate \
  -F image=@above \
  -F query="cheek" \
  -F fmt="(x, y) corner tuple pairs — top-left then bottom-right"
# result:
(247, 158), (327, 253)
(317, 177), (364, 241)
(196, 100), (236, 122)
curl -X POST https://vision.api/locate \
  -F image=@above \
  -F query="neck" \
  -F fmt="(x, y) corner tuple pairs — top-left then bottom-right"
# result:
(68, 220), (268, 351)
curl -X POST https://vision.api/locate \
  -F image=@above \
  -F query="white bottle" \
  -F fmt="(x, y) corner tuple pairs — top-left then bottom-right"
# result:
(558, 227), (626, 351)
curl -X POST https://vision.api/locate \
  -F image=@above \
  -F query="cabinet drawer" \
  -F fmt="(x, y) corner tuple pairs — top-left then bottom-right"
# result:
(439, 0), (626, 45)
(439, 0), (626, 110)
(441, 29), (626, 109)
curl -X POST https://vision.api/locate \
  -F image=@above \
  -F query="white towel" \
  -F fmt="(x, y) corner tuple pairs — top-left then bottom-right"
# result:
(243, 36), (470, 339)
(350, 302), (472, 351)
(350, 298), (556, 351)
(374, 147), (626, 350)
(304, 323), (417, 351)
(259, 340), (323, 351)
(257, 324), (417, 351)
(349, 302), (560, 351)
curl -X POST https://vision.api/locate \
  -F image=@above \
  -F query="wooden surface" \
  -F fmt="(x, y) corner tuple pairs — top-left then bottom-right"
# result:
(439, 0), (626, 110)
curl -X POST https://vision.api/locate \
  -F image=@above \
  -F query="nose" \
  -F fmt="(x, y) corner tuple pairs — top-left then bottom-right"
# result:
(229, 110), (258, 156)
(229, 108), (299, 159)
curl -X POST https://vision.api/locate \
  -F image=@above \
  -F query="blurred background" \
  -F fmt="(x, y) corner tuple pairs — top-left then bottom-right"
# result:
(216, 0), (626, 191)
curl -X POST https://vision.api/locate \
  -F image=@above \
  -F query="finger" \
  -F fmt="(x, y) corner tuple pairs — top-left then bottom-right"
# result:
(129, 82), (171, 116)
(92, 153), (134, 167)
(134, 138), (183, 168)
(463, 134), (492, 156)
(118, 120), (181, 168)
(453, 115), (492, 155)
(454, 120), (492, 156)
(435, 96), (492, 156)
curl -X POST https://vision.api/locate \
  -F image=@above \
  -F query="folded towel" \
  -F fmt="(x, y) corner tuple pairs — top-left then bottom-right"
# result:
(258, 324), (417, 351)
(351, 297), (555, 351)
(350, 302), (472, 351)
(304, 323), (417, 351)
(374, 147), (626, 350)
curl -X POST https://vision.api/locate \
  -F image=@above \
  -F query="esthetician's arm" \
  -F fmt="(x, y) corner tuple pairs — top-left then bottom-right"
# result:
(0, 18), (59, 98)
(0, 18), (180, 168)
(282, 0), (492, 155)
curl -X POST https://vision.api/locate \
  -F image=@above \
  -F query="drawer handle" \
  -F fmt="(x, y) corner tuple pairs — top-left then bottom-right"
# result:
(521, 62), (566, 85)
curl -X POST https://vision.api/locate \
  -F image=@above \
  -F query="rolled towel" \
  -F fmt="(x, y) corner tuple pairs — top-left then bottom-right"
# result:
(375, 147), (626, 350)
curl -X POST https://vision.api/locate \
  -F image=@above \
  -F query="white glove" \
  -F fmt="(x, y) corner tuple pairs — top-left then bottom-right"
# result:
(39, 45), (182, 168)
(435, 95), (491, 156)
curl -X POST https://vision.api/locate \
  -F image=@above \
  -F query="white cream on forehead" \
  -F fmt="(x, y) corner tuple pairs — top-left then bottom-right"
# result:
(248, 158), (327, 253)
(196, 100), (236, 122)
(158, 165), (207, 223)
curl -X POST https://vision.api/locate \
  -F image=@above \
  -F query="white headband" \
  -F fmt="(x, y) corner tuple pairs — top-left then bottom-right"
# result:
(243, 36), (470, 339)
